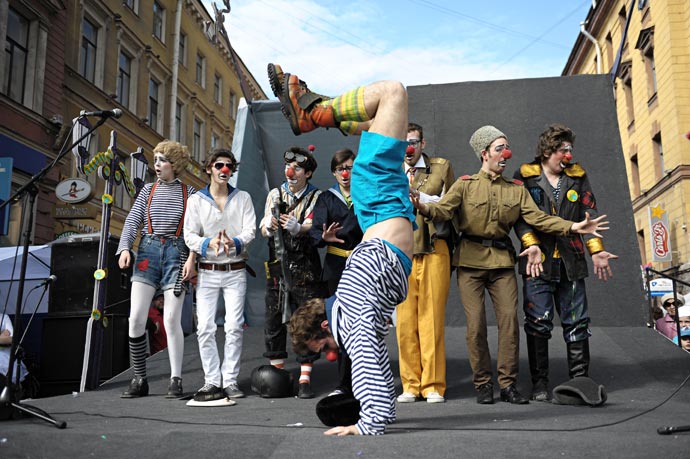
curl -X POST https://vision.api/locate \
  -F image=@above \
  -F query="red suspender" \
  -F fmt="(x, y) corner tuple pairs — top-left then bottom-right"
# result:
(146, 182), (188, 236)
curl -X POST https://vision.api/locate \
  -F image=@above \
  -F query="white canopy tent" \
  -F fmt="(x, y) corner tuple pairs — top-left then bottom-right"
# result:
(0, 245), (52, 315)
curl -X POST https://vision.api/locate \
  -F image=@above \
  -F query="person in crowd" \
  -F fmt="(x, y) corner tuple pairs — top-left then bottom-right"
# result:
(147, 291), (167, 355)
(117, 140), (196, 399)
(270, 62), (414, 435)
(514, 124), (618, 401)
(656, 292), (684, 340)
(309, 148), (362, 397)
(260, 144), (326, 399)
(396, 122), (457, 404)
(184, 148), (256, 402)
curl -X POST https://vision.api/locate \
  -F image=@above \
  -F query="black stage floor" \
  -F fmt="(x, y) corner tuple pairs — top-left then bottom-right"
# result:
(2, 325), (690, 458)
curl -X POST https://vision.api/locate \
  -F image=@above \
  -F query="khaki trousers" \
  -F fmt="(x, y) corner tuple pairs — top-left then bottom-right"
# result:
(457, 267), (519, 389)
(396, 240), (450, 397)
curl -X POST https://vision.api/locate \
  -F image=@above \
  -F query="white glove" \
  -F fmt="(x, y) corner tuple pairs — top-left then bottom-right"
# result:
(284, 215), (301, 236)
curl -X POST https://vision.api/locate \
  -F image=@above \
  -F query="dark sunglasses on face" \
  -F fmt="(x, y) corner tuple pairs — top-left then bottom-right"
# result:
(407, 139), (421, 147)
(335, 166), (353, 173)
(213, 162), (235, 170)
(284, 151), (307, 164)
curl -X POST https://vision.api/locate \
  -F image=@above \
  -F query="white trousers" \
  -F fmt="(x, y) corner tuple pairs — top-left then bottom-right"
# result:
(195, 268), (246, 388)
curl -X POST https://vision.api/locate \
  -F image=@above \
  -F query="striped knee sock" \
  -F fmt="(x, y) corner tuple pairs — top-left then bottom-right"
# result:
(299, 363), (313, 384)
(129, 334), (148, 378)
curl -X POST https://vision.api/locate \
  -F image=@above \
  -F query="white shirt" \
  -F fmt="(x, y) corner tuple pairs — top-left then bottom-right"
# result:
(184, 185), (256, 264)
(0, 314), (28, 382)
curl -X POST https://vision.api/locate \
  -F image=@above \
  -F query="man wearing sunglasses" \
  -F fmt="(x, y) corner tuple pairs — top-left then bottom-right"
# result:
(514, 124), (617, 403)
(184, 148), (256, 403)
(260, 146), (325, 399)
(396, 122), (457, 405)
(413, 125), (610, 407)
(271, 64), (415, 435)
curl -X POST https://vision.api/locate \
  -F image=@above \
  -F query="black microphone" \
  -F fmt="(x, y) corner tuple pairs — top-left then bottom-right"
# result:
(80, 108), (123, 119)
(38, 274), (57, 287)
(657, 425), (690, 435)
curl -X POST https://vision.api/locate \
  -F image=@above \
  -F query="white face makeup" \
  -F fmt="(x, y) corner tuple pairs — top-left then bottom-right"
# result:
(154, 153), (175, 182)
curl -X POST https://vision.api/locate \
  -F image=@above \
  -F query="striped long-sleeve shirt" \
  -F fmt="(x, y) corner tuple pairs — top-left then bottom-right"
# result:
(117, 179), (197, 255)
(332, 239), (408, 435)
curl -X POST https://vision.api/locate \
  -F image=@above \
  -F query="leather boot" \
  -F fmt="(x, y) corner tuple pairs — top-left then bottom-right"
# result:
(566, 339), (590, 379)
(526, 334), (550, 401)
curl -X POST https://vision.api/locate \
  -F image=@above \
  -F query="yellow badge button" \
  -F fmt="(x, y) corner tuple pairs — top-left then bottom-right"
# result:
(567, 190), (578, 202)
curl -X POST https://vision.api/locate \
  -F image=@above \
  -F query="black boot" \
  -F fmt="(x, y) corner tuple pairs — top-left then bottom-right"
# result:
(526, 334), (551, 401)
(566, 339), (590, 379)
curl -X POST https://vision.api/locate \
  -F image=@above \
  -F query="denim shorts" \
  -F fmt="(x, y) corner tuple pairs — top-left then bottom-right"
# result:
(131, 234), (187, 290)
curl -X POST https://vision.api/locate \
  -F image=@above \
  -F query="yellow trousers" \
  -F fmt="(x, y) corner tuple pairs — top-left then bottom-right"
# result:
(396, 240), (450, 397)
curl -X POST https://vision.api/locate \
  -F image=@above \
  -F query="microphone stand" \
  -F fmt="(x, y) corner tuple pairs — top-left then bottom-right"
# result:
(0, 114), (109, 428)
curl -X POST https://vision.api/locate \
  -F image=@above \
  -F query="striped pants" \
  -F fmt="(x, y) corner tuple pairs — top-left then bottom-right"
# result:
(334, 239), (408, 435)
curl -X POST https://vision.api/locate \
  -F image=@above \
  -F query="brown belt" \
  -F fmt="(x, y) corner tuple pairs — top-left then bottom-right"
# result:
(198, 261), (246, 271)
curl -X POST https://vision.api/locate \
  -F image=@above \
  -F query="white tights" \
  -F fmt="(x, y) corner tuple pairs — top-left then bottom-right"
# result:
(129, 281), (185, 378)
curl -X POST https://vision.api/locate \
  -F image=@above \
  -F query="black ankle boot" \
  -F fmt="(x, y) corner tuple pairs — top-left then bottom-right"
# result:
(121, 376), (149, 398)
(566, 339), (590, 379)
(526, 334), (551, 401)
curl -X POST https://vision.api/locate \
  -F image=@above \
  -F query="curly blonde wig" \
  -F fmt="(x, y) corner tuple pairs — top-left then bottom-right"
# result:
(153, 140), (190, 177)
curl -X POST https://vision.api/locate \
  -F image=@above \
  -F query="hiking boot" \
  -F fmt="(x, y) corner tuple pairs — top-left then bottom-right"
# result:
(267, 63), (336, 136)
(297, 382), (315, 399)
(476, 382), (494, 405)
(165, 377), (183, 399)
(224, 383), (245, 399)
(121, 376), (149, 398)
(193, 383), (223, 402)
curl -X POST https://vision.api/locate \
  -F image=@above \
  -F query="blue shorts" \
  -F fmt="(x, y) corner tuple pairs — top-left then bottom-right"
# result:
(352, 131), (416, 233)
(131, 234), (186, 291)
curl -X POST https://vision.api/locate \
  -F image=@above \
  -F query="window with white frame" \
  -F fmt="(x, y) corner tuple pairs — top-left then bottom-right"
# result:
(195, 52), (205, 87)
(152, 1), (165, 43)
(3, 7), (28, 104)
(211, 132), (220, 149)
(148, 78), (160, 131)
(214, 74), (222, 105)
(193, 118), (204, 162)
(117, 50), (132, 108)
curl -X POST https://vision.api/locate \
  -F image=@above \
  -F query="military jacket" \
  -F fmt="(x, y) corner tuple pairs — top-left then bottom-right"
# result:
(409, 154), (459, 255)
(427, 170), (573, 269)
(513, 161), (604, 281)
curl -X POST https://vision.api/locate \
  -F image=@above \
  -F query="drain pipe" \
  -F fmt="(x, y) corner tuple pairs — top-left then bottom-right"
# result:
(580, 20), (602, 74)
(169, 0), (183, 140)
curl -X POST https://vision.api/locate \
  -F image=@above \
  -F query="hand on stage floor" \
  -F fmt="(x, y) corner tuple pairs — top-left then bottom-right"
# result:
(324, 425), (359, 436)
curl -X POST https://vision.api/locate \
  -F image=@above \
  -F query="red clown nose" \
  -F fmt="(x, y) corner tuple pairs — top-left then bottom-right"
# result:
(563, 152), (573, 164)
(341, 170), (350, 179)
(285, 167), (295, 179)
(405, 145), (416, 155)
(501, 148), (512, 160)
(326, 349), (338, 362)
(221, 166), (231, 175)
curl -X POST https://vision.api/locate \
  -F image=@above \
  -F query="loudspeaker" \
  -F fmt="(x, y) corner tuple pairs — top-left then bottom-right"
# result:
(39, 314), (129, 384)
(49, 233), (131, 315)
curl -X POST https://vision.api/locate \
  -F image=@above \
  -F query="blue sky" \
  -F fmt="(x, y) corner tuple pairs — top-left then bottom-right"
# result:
(207, 0), (593, 97)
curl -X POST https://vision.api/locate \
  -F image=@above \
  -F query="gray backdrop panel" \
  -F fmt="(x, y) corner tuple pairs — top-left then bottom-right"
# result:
(240, 74), (645, 328)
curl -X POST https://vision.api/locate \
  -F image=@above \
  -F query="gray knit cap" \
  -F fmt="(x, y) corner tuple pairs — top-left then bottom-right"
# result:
(469, 125), (506, 159)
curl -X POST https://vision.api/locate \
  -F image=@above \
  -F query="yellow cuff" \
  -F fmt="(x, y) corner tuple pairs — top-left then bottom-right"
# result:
(520, 232), (541, 248)
(586, 238), (605, 255)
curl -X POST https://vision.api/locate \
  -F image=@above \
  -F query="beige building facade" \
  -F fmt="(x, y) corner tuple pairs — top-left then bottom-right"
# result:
(564, 0), (690, 270)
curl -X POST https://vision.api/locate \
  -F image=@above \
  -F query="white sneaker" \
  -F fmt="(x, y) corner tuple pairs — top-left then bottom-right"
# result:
(425, 392), (445, 403)
(396, 392), (417, 403)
